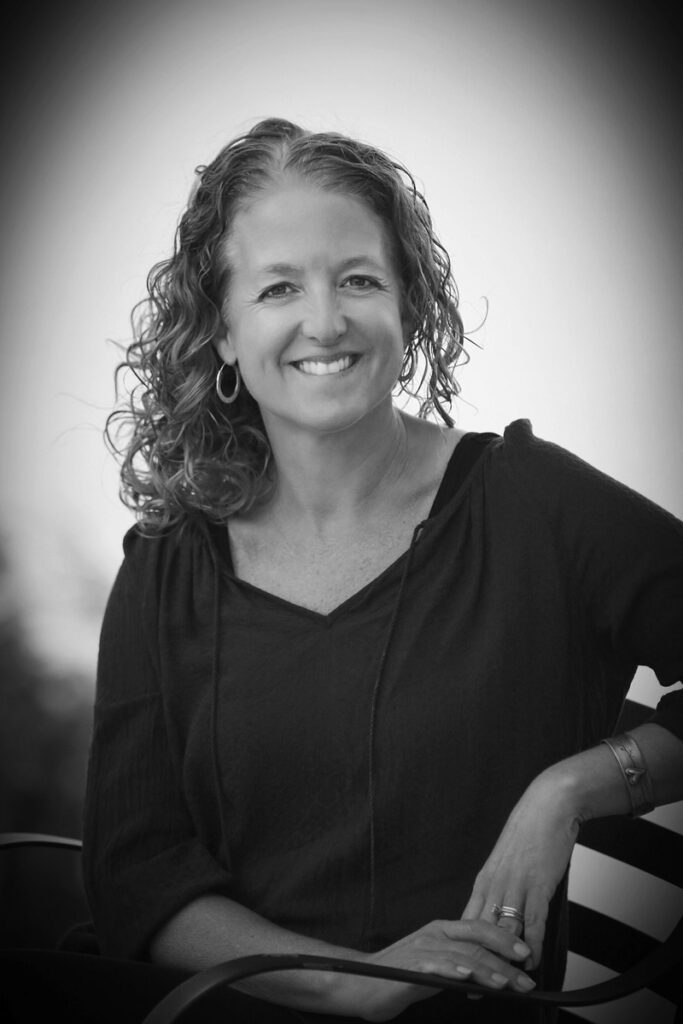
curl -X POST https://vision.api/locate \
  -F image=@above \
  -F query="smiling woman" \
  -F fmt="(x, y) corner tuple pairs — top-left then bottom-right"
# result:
(106, 118), (467, 533)
(24, 117), (681, 1024)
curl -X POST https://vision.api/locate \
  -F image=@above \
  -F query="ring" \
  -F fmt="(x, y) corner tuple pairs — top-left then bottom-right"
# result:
(491, 903), (502, 918)
(497, 905), (525, 924)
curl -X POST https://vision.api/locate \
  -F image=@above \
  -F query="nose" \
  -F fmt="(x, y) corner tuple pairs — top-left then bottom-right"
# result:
(301, 290), (346, 345)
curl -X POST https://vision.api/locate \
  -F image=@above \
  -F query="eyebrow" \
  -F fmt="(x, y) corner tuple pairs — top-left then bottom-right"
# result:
(258, 256), (388, 276)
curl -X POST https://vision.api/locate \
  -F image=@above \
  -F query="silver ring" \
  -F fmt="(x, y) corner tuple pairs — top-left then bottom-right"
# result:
(491, 903), (502, 918)
(497, 905), (525, 924)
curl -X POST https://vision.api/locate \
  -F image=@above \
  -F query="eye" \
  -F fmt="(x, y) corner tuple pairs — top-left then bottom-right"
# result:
(341, 275), (382, 291)
(259, 282), (296, 300)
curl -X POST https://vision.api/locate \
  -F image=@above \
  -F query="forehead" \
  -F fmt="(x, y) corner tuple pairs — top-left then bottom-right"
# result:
(223, 182), (394, 273)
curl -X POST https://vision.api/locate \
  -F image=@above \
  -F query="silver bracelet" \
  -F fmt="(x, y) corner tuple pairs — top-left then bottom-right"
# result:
(601, 732), (655, 817)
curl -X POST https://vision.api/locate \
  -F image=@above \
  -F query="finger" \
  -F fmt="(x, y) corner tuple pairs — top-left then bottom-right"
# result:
(414, 953), (535, 995)
(451, 952), (536, 994)
(412, 960), (474, 985)
(439, 920), (531, 962)
(495, 898), (526, 938)
(461, 891), (485, 921)
(483, 899), (505, 926)
(497, 916), (523, 938)
(519, 892), (549, 969)
(463, 891), (504, 925)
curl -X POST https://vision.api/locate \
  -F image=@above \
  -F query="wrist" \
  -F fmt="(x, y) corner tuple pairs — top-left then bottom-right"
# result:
(531, 743), (636, 824)
(600, 733), (655, 817)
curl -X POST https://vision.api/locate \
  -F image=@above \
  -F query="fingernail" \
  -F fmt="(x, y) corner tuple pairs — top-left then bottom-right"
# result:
(517, 975), (536, 991)
(456, 966), (472, 976)
(491, 973), (508, 987)
(513, 941), (531, 957)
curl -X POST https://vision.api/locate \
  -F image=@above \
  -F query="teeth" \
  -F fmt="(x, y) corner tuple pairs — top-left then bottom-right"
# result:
(296, 356), (354, 376)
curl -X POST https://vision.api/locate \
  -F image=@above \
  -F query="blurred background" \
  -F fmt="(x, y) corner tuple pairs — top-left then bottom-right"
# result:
(0, 0), (681, 1018)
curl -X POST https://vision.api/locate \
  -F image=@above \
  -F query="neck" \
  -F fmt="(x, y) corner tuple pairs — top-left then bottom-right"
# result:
(262, 404), (409, 531)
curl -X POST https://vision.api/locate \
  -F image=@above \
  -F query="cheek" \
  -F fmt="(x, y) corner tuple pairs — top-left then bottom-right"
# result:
(231, 329), (287, 398)
(353, 297), (403, 334)
(379, 306), (408, 351)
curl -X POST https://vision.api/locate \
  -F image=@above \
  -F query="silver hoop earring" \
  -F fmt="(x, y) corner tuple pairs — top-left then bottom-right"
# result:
(216, 362), (241, 404)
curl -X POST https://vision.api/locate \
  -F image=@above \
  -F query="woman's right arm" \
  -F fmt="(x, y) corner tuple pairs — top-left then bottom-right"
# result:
(150, 895), (536, 1020)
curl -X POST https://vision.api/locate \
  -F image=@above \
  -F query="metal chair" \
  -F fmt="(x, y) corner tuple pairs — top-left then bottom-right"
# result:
(2, 699), (682, 1022)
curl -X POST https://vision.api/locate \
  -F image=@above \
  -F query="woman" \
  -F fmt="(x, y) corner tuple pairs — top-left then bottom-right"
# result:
(84, 118), (683, 1022)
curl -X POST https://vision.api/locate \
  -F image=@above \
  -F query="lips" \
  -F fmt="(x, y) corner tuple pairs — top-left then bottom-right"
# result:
(292, 354), (359, 376)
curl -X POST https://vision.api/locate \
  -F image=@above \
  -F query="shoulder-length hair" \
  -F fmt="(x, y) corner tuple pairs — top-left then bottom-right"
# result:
(107, 117), (470, 532)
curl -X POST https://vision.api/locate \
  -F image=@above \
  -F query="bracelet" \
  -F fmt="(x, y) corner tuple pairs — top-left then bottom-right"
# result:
(601, 732), (655, 817)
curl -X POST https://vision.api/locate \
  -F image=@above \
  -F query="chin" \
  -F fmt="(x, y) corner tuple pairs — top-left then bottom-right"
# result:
(265, 405), (370, 438)
(259, 387), (395, 439)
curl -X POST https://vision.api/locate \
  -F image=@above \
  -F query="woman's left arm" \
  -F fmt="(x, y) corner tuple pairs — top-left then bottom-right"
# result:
(462, 722), (683, 969)
(464, 425), (683, 967)
(467, 425), (683, 968)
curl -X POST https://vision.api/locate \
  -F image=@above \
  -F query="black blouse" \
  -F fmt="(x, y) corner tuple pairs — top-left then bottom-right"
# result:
(84, 420), (683, 994)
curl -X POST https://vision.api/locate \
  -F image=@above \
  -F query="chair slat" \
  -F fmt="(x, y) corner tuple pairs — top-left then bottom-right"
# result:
(568, 903), (681, 1004)
(578, 816), (683, 885)
(557, 1009), (583, 1022)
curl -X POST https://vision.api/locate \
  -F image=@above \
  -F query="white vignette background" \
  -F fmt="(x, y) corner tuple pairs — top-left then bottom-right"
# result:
(0, 1), (681, 1019)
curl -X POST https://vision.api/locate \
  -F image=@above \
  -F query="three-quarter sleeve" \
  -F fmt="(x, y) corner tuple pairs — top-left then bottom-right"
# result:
(83, 530), (233, 960)
(501, 420), (683, 740)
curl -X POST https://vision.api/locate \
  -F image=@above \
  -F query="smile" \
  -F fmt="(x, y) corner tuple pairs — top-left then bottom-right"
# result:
(293, 355), (359, 376)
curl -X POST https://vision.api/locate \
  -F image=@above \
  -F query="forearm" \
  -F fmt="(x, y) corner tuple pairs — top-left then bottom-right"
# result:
(149, 894), (362, 1015)
(461, 723), (683, 970)
(535, 722), (683, 823)
(150, 896), (538, 1019)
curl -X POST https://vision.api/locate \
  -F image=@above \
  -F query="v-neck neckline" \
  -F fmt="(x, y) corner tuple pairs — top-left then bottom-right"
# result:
(204, 430), (497, 622)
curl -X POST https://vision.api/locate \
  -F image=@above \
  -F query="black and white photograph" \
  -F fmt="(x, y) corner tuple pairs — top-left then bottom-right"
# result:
(1, 2), (682, 1022)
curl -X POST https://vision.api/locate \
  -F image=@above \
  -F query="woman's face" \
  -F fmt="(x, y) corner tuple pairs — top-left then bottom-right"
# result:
(216, 179), (406, 440)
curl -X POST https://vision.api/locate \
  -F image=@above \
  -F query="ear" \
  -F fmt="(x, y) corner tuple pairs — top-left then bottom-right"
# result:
(212, 324), (237, 366)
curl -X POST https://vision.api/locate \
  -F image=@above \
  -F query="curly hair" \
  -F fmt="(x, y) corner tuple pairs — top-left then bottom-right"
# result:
(106, 117), (471, 532)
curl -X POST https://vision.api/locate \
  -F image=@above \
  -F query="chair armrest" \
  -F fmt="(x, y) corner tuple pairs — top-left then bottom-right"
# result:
(141, 914), (683, 1024)
(0, 833), (82, 851)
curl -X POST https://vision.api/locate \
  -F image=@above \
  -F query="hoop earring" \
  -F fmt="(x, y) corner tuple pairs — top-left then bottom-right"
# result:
(216, 362), (241, 404)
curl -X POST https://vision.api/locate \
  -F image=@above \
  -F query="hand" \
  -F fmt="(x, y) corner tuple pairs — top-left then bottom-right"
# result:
(347, 918), (536, 1022)
(462, 770), (581, 969)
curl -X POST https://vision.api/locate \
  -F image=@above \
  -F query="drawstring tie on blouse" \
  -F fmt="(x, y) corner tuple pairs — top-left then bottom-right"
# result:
(364, 519), (427, 946)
